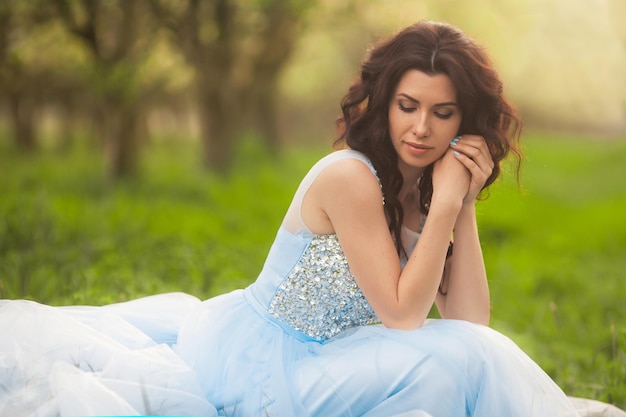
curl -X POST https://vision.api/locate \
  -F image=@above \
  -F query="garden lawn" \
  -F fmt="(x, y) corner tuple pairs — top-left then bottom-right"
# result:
(1, 132), (624, 408)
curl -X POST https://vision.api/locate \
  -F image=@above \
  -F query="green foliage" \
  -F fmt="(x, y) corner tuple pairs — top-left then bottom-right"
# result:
(0, 138), (323, 304)
(479, 132), (626, 407)
(0, 133), (624, 407)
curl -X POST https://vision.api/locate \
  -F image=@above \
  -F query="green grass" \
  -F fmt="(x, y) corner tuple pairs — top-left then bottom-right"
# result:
(478, 132), (626, 406)
(1, 132), (624, 408)
(0, 138), (323, 303)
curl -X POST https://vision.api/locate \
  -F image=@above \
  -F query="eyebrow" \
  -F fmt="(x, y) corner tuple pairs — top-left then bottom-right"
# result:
(398, 93), (458, 108)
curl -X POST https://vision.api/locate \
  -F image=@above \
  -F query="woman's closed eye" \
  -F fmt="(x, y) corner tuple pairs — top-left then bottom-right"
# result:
(399, 100), (455, 120)
(399, 102), (416, 113)
(434, 111), (454, 120)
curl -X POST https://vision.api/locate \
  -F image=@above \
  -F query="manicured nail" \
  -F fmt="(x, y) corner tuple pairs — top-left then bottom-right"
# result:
(453, 151), (460, 156)
(450, 135), (461, 145)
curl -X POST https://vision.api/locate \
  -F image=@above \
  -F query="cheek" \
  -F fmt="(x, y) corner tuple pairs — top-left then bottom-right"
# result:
(443, 116), (462, 132)
(433, 147), (448, 160)
(453, 115), (463, 133)
(436, 119), (462, 142)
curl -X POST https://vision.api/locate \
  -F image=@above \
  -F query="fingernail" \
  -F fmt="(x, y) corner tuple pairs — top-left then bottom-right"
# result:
(453, 151), (460, 156)
(450, 135), (461, 145)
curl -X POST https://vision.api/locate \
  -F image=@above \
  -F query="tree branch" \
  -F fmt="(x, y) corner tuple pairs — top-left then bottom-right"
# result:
(53, 0), (100, 58)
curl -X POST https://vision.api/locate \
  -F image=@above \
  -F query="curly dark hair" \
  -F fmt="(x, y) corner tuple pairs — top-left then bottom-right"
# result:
(334, 21), (522, 258)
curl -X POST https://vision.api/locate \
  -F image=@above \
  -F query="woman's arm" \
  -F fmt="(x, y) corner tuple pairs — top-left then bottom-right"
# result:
(434, 203), (490, 325)
(435, 134), (495, 325)
(306, 153), (470, 330)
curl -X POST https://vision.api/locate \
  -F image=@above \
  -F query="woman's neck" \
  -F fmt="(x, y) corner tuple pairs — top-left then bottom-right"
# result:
(397, 166), (424, 202)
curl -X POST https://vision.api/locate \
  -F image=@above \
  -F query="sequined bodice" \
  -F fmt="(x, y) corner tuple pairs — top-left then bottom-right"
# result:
(267, 234), (378, 342)
(243, 151), (384, 343)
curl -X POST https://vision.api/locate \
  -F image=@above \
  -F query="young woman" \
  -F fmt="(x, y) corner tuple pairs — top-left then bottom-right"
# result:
(1, 21), (591, 416)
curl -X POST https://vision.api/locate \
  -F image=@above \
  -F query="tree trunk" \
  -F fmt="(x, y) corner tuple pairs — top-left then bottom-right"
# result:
(197, 76), (240, 173)
(246, 76), (280, 154)
(8, 93), (37, 151)
(102, 102), (141, 179)
(56, 98), (75, 153)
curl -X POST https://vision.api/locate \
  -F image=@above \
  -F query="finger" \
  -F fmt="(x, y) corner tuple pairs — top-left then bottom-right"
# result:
(450, 136), (494, 171)
(452, 150), (492, 184)
(450, 144), (491, 175)
(450, 135), (490, 160)
(464, 136), (493, 168)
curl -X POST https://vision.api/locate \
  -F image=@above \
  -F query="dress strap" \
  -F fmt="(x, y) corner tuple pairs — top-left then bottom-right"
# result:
(281, 150), (380, 236)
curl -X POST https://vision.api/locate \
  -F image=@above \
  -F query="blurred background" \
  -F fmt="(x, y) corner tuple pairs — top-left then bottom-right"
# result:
(1, 0), (624, 171)
(1, 0), (625, 408)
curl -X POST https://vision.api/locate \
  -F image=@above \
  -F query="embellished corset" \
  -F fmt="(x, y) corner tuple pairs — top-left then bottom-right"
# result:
(268, 234), (379, 342)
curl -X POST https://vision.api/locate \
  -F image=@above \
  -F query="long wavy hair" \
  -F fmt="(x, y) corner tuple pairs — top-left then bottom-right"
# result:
(334, 21), (523, 258)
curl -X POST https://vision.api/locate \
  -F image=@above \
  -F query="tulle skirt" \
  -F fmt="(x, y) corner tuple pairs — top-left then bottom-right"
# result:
(1, 292), (581, 416)
(0, 293), (216, 417)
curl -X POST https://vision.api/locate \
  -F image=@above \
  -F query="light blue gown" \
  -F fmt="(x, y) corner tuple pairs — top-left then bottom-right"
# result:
(0, 150), (581, 416)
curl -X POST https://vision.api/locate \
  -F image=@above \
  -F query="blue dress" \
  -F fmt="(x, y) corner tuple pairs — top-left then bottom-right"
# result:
(0, 150), (581, 416)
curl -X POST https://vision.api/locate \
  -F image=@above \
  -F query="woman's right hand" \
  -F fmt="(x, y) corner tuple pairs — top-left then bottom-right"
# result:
(431, 148), (470, 210)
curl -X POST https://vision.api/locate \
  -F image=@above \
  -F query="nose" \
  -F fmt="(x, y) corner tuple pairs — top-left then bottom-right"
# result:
(411, 111), (430, 138)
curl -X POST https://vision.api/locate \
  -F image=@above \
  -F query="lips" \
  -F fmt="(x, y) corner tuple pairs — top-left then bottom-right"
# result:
(404, 141), (433, 155)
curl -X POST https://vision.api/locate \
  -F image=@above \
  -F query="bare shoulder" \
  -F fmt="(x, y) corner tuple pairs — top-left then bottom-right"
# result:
(314, 157), (382, 203)
(301, 155), (385, 235)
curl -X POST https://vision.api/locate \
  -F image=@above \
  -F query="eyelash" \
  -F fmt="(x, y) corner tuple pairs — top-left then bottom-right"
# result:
(435, 112), (453, 120)
(398, 102), (415, 113)
(398, 103), (453, 119)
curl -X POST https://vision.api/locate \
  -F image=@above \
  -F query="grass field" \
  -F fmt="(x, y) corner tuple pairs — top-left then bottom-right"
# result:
(1, 132), (624, 408)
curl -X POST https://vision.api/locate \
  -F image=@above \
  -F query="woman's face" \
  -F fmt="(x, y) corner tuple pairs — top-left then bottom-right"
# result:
(388, 69), (462, 177)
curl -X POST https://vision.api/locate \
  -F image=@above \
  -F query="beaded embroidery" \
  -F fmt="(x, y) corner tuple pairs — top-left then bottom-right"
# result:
(268, 234), (379, 342)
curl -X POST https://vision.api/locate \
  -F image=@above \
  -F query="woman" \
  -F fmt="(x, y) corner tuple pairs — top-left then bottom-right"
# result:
(1, 21), (587, 416)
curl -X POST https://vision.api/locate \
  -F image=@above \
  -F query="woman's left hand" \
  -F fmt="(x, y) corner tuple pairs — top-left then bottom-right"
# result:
(449, 135), (494, 204)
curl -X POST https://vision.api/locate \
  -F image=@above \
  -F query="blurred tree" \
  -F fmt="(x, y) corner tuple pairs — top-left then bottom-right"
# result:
(52, 0), (163, 178)
(0, 0), (54, 151)
(151, 0), (314, 172)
